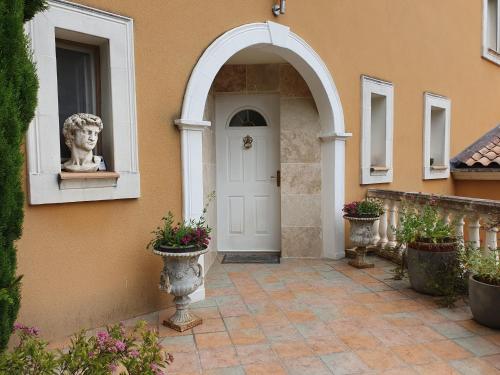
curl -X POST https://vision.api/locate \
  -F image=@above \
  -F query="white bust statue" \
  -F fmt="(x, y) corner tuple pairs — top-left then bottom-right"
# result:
(62, 113), (103, 172)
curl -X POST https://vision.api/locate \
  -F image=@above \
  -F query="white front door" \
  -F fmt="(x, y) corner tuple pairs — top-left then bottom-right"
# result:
(216, 94), (281, 252)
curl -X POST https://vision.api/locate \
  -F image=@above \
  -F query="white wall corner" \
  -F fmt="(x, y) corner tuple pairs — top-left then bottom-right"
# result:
(360, 76), (394, 185)
(267, 21), (290, 48)
(423, 92), (451, 180)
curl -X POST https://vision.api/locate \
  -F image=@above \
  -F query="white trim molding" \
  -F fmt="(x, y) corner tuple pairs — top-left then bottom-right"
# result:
(423, 93), (451, 180)
(176, 21), (347, 260)
(25, 0), (139, 204)
(483, 0), (500, 65)
(360, 76), (394, 185)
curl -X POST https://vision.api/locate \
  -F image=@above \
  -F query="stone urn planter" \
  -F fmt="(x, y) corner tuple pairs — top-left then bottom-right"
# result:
(469, 274), (500, 329)
(153, 247), (208, 332)
(406, 241), (457, 296)
(344, 216), (379, 268)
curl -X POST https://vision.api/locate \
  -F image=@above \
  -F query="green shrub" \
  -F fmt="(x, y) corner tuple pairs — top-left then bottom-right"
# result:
(0, 0), (46, 350)
(460, 245), (500, 286)
(0, 321), (173, 375)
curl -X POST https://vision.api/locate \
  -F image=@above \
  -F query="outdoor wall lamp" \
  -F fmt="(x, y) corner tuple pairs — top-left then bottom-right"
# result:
(272, 0), (286, 16)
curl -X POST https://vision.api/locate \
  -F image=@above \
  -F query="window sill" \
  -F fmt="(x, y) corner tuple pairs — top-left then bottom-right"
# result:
(430, 165), (448, 171)
(370, 166), (389, 176)
(58, 171), (120, 190)
(482, 48), (500, 66)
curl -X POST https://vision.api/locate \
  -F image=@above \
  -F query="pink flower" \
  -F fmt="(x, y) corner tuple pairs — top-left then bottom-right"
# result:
(128, 349), (139, 358)
(108, 363), (117, 372)
(114, 340), (126, 352)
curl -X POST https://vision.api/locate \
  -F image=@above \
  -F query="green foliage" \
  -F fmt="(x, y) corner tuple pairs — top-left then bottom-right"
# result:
(395, 201), (455, 245)
(0, 0), (46, 351)
(148, 192), (214, 250)
(343, 198), (384, 218)
(0, 321), (173, 375)
(459, 245), (500, 286)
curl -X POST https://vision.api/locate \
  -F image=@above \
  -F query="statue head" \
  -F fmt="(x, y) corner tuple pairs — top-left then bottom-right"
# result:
(62, 113), (103, 152)
(62, 113), (104, 172)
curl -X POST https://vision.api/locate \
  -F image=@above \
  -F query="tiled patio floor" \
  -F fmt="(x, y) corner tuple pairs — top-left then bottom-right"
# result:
(157, 255), (500, 375)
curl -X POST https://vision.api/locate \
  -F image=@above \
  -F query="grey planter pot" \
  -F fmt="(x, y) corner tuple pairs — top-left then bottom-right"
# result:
(469, 274), (500, 329)
(406, 244), (457, 296)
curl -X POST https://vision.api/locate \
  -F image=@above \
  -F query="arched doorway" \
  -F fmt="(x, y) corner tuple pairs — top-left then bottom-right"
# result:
(175, 21), (351, 299)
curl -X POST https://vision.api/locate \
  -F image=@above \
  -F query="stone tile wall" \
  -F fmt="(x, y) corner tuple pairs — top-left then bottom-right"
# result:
(204, 63), (322, 259)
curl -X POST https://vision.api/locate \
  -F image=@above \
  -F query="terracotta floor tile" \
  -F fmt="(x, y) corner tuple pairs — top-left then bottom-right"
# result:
(402, 325), (446, 343)
(486, 333), (500, 346)
(356, 347), (406, 371)
(320, 351), (370, 374)
(340, 304), (375, 318)
(218, 303), (249, 318)
(352, 292), (385, 303)
(228, 328), (267, 346)
(284, 309), (317, 323)
(159, 323), (193, 338)
(243, 361), (287, 375)
(339, 332), (381, 350)
(166, 351), (201, 373)
(271, 339), (314, 358)
(436, 306), (472, 321)
(198, 347), (240, 370)
(328, 318), (363, 336)
(377, 290), (409, 301)
(369, 327), (415, 347)
(191, 307), (221, 319)
(260, 322), (302, 342)
(195, 332), (232, 350)
(450, 357), (500, 375)
(430, 321), (475, 339)
(202, 366), (244, 375)
(235, 344), (278, 365)
(458, 320), (499, 336)
(483, 353), (500, 370)
(192, 317), (226, 334)
(294, 321), (334, 338)
(384, 313), (424, 327)
(382, 367), (419, 375)
(424, 340), (473, 361)
(391, 343), (440, 365)
(283, 355), (331, 375)
(306, 335), (348, 355)
(223, 315), (257, 331)
(160, 335), (197, 353)
(454, 336), (500, 356)
(413, 309), (449, 324)
(413, 362), (460, 375)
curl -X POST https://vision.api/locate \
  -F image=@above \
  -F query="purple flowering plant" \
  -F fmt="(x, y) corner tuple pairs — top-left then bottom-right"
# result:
(148, 192), (214, 251)
(343, 198), (384, 218)
(0, 321), (173, 375)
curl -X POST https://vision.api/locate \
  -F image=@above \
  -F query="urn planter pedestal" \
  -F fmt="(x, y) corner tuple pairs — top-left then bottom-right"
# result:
(153, 247), (208, 332)
(344, 216), (379, 269)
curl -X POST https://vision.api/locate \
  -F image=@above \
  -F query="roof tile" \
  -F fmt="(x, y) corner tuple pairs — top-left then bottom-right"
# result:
(485, 151), (498, 160)
(451, 125), (500, 170)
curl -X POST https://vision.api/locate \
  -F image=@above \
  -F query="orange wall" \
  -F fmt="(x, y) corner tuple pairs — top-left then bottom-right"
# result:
(17, 0), (500, 340)
(454, 181), (500, 201)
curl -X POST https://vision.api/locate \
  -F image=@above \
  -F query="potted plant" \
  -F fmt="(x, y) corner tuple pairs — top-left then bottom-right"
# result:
(459, 245), (500, 328)
(147, 196), (214, 332)
(343, 198), (384, 268)
(396, 200), (458, 296)
(147, 211), (211, 253)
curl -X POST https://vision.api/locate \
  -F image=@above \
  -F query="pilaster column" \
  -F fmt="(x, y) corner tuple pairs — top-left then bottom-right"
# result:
(175, 119), (211, 302)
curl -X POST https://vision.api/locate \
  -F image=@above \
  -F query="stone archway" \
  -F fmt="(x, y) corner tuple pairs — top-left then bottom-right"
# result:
(176, 22), (351, 299)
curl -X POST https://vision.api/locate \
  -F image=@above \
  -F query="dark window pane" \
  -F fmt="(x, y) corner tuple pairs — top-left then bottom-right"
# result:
(56, 46), (96, 159)
(229, 109), (267, 127)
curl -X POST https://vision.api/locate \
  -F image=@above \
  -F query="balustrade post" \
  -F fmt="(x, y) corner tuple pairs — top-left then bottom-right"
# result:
(453, 212), (466, 244)
(377, 202), (389, 249)
(387, 200), (398, 248)
(468, 216), (481, 248)
(485, 225), (498, 252)
(371, 219), (380, 246)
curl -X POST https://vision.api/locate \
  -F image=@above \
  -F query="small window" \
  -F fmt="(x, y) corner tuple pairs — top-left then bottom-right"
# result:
(361, 76), (394, 185)
(229, 109), (267, 127)
(56, 40), (101, 160)
(483, 0), (500, 65)
(423, 93), (451, 180)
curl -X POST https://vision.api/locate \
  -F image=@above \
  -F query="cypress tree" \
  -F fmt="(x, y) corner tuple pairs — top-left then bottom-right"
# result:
(0, 0), (46, 351)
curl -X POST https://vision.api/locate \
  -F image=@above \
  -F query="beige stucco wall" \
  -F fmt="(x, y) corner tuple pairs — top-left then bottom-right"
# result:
(17, 0), (500, 341)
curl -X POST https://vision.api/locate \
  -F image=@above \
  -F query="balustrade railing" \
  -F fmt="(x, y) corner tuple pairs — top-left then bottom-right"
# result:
(366, 189), (500, 254)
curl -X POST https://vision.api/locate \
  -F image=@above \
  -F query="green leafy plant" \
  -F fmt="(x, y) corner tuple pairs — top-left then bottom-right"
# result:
(459, 245), (500, 286)
(148, 192), (214, 250)
(0, 321), (173, 375)
(342, 198), (384, 218)
(0, 0), (47, 351)
(395, 201), (455, 245)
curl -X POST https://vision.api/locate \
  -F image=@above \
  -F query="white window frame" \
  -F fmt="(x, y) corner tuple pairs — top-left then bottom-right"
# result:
(25, 0), (139, 204)
(360, 76), (394, 185)
(423, 93), (451, 180)
(483, 0), (500, 65)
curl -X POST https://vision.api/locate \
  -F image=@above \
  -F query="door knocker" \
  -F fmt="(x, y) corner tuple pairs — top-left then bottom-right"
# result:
(243, 135), (253, 149)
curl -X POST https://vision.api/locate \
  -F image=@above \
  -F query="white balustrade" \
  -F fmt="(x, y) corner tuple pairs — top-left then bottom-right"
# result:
(468, 216), (481, 248)
(377, 201), (389, 248)
(371, 219), (380, 246)
(387, 201), (398, 248)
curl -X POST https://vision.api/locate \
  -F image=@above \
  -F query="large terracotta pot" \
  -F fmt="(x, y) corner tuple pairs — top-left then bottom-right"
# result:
(344, 215), (379, 268)
(469, 274), (500, 329)
(406, 241), (457, 296)
(153, 247), (208, 332)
